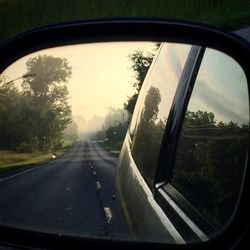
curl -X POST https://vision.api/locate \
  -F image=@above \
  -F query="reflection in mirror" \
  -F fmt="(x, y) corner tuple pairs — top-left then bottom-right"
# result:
(171, 48), (249, 238)
(131, 43), (191, 187)
(0, 42), (248, 244)
(0, 42), (157, 240)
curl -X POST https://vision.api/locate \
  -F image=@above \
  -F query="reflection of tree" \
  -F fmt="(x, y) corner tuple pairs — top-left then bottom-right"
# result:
(132, 86), (165, 187)
(172, 110), (248, 229)
(124, 49), (155, 115)
(143, 87), (161, 122)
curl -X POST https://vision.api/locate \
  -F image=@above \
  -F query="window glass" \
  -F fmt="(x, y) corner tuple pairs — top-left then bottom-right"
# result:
(131, 43), (191, 187)
(171, 48), (249, 229)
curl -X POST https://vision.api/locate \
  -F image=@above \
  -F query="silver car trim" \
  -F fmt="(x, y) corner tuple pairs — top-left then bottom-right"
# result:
(127, 137), (186, 244)
(147, 195), (186, 244)
(158, 189), (209, 241)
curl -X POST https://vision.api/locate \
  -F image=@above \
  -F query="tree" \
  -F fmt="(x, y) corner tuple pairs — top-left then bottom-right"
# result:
(103, 108), (129, 130)
(0, 81), (24, 149)
(0, 55), (72, 152)
(124, 49), (154, 115)
(22, 55), (72, 98)
(131, 86), (163, 186)
(63, 121), (78, 142)
(21, 55), (72, 152)
(172, 110), (248, 228)
(143, 87), (161, 122)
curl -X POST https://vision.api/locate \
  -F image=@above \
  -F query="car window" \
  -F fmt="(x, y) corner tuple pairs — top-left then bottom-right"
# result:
(171, 48), (249, 229)
(130, 43), (192, 187)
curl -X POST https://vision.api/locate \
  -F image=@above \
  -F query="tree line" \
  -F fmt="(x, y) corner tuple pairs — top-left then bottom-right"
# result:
(118, 43), (248, 229)
(0, 55), (77, 153)
(95, 46), (157, 147)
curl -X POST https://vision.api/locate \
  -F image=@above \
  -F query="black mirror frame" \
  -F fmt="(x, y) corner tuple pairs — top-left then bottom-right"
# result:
(0, 18), (249, 250)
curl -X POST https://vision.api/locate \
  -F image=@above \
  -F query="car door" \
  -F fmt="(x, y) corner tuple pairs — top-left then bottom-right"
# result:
(117, 42), (249, 244)
(116, 42), (200, 243)
(154, 47), (249, 243)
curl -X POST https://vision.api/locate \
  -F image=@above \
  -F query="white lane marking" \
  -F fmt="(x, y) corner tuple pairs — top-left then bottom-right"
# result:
(104, 207), (112, 223)
(96, 181), (101, 190)
(92, 171), (96, 176)
(0, 166), (40, 183)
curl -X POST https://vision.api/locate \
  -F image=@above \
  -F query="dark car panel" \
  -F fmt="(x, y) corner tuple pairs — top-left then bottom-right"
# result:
(116, 42), (249, 243)
(117, 133), (185, 243)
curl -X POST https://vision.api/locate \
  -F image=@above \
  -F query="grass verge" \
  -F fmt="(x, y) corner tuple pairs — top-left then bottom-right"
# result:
(97, 139), (123, 157)
(0, 139), (76, 171)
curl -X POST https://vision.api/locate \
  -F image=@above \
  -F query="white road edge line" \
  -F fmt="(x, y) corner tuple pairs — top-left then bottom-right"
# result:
(0, 166), (39, 183)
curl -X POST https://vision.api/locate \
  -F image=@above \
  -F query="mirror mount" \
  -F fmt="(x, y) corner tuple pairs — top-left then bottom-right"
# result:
(1, 18), (249, 75)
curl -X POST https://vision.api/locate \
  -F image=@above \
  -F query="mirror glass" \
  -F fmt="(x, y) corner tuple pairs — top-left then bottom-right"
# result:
(0, 42), (248, 244)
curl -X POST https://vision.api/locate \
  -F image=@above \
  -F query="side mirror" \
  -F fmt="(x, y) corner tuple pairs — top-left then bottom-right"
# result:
(0, 19), (249, 250)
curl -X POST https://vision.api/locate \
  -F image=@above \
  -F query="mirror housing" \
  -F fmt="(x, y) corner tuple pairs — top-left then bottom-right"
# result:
(0, 19), (249, 250)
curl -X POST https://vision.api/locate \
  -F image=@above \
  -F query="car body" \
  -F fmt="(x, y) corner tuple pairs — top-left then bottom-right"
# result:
(116, 41), (249, 244)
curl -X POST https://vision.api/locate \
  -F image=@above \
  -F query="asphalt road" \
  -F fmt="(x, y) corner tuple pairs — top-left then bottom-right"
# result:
(0, 140), (130, 240)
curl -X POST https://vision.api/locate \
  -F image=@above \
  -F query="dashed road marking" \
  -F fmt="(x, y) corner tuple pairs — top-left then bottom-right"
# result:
(92, 171), (96, 176)
(96, 181), (102, 190)
(104, 207), (112, 223)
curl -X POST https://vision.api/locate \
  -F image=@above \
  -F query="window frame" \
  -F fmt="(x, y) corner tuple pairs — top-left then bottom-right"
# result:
(154, 45), (249, 243)
(154, 45), (205, 187)
(129, 42), (194, 190)
(153, 46), (210, 243)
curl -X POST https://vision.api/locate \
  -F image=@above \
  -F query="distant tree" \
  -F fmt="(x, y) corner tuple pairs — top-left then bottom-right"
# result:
(95, 108), (129, 147)
(106, 123), (127, 143)
(103, 108), (129, 129)
(63, 121), (78, 142)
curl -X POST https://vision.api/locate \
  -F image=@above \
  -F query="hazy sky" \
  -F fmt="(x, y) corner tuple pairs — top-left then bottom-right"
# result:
(3, 42), (156, 122)
(188, 48), (249, 125)
(3, 41), (247, 130)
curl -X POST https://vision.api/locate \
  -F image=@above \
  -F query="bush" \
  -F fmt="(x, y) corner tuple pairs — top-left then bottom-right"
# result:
(16, 137), (39, 153)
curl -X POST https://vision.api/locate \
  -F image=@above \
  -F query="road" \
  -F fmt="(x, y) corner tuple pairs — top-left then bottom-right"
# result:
(0, 140), (130, 240)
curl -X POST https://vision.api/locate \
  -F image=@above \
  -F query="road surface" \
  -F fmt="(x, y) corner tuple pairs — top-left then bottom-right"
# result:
(0, 140), (130, 240)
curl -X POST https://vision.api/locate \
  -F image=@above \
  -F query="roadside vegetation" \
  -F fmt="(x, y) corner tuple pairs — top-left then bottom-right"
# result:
(1, 0), (249, 161)
(95, 108), (128, 157)
(95, 46), (156, 156)
(0, 55), (78, 170)
(0, 139), (75, 170)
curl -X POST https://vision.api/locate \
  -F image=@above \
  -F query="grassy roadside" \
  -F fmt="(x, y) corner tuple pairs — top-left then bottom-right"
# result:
(0, 139), (76, 171)
(0, 0), (250, 43)
(97, 139), (123, 157)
